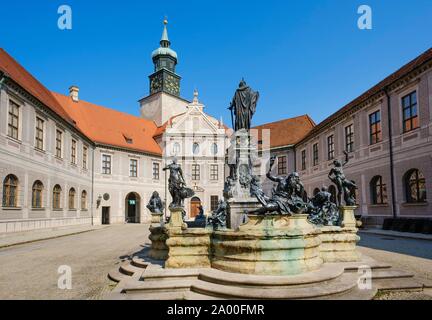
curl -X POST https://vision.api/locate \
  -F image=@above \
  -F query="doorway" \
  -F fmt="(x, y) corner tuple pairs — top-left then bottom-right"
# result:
(125, 192), (141, 223)
(190, 197), (201, 219)
(102, 207), (110, 225)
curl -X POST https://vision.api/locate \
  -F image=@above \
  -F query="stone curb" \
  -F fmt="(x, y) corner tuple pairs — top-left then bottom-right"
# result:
(359, 229), (432, 241)
(0, 227), (105, 249)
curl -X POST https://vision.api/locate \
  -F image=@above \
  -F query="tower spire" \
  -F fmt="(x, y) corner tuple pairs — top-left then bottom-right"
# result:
(160, 18), (170, 48)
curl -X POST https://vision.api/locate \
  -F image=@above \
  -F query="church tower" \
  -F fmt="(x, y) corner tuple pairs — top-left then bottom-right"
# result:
(149, 19), (181, 96)
(140, 19), (188, 127)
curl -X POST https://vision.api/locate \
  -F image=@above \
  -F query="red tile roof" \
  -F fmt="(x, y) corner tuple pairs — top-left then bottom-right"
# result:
(52, 92), (162, 155)
(253, 115), (316, 148)
(0, 49), (75, 124)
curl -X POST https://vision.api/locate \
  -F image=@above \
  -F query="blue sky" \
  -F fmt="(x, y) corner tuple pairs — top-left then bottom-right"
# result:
(1, 0), (431, 126)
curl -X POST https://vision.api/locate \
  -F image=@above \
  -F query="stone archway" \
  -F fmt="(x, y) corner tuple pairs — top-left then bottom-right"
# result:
(190, 197), (201, 219)
(125, 192), (141, 223)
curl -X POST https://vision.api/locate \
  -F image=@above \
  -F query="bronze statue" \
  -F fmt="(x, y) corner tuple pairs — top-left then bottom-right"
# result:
(207, 200), (227, 230)
(249, 156), (308, 215)
(328, 151), (357, 206)
(146, 191), (164, 214)
(307, 186), (340, 226)
(162, 158), (195, 209)
(229, 79), (259, 131)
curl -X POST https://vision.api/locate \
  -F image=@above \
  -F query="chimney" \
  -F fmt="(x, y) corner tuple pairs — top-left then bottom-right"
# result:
(69, 86), (79, 102)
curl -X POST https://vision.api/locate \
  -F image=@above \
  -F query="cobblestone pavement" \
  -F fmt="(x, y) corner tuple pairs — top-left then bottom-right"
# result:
(0, 226), (431, 300)
(0, 224), (150, 300)
(358, 233), (432, 300)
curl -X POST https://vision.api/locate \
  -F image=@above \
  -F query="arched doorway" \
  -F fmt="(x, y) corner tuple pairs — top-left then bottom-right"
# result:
(125, 192), (141, 223)
(190, 197), (201, 219)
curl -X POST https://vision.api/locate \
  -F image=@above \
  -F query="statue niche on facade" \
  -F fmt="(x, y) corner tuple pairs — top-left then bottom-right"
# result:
(307, 187), (340, 226)
(206, 200), (228, 231)
(328, 151), (357, 206)
(162, 158), (195, 209)
(146, 191), (164, 214)
(248, 156), (308, 215)
(228, 79), (260, 132)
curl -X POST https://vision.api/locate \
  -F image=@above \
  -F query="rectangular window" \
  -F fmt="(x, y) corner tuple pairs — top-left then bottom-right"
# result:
(71, 139), (77, 164)
(327, 135), (334, 160)
(192, 164), (200, 181)
(55, 130), (63, 158)
(130, 159), (138, 177)
(152, 163), (160, 180)
(301, 150), (306, 171)
(278, 156), (287, 175)
(402, 91), (419, 133)
(369, 111), (382, 144)
(210, 164), (218, 181)
(313, 143), (319, 166)
(102, 154), (112, 174)
(211, 195), (219, 211)
(8, 100), (19, 140)
(345, 124), (354, 153)
(35, 117), (44, 150)
(83, 146), (88, 169)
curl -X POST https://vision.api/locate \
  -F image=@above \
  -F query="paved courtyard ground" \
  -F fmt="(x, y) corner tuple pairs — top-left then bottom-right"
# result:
(0, 225), (431, 300)
(0, 224), (149, 300)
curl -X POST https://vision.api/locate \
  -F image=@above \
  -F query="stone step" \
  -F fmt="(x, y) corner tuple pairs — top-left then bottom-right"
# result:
(371, 269), (414, 280)
(119, 263), (145, 276)
(190, 273), (358, 299)
(143, 268), (201, 281)
(319, 286), (378, 300)
(197, 265), (345, 288)
(123, 279), (193, 293)
(374, 278), (424, 291)
(108, 268), (129, 283)
(184, 292), (224, 300)
(131, 256), (150, 269)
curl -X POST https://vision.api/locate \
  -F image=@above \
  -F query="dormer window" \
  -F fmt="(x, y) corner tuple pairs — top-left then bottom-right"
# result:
(123, 134), (133, 144)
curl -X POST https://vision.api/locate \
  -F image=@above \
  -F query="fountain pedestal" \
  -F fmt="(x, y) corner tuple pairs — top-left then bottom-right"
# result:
(211, 214), (323, 276)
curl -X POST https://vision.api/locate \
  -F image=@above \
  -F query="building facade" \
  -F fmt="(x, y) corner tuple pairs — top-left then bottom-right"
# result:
(1, 21), (431, 234)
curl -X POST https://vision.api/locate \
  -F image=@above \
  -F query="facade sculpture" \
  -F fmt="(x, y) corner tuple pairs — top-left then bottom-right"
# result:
(328, 151), (357, 206)
(162, 158), (195, 209)
(229, 79), (260, 131)
(206, 200), (228, 231)
(248, 156), (308, 215)
(146, 191), (164, 214)
(307, 187), (340, 226)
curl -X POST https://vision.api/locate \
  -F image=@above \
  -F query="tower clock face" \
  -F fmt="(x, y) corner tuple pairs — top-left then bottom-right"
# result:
(150, 74), (163, 93)
(165, 75), (180, 95)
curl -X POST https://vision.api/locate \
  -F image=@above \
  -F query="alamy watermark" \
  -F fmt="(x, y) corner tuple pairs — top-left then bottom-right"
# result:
(357, 5), (373, 30)
(58, 265), (72, 290)
(58, 5), (72, 30)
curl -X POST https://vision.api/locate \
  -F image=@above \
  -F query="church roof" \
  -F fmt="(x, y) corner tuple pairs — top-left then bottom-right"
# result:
(253, 115), (316, 148)
(52, 92), (163, 155)
(0, 49), (75, 125)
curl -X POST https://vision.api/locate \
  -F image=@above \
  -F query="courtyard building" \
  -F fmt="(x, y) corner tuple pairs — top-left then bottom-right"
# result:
(1, 20), (431, 233)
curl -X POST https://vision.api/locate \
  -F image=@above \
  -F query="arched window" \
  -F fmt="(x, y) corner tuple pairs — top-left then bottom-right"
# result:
(81, 190), (87, 210)
(69, 188), (76, 209)
(211, 143), (218, 155)
(2, 174), (18, 207)
(32, 181), (44, 208)
(313, 188), (320, 196)
(172, 142), (181, 155)
(370, 176), (387, 205)
(328, 185), (337, 204)
(53, 185), (62, 209)
(192, 143), (200, 155)
(404, 169), (426, 203)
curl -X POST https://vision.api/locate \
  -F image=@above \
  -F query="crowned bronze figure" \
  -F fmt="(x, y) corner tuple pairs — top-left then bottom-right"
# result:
(146, 191), (164, 214)
(228, 79), (259, 131)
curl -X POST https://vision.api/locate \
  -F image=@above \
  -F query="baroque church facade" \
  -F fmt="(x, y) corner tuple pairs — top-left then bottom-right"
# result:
(1, 20), (432, 234)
